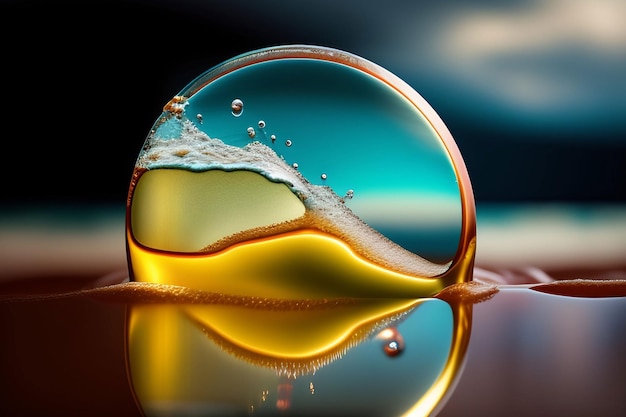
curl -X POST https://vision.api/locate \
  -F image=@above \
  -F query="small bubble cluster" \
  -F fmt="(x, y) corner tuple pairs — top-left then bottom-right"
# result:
(226, 100), (349, 190)
(163, 95), (187, 117)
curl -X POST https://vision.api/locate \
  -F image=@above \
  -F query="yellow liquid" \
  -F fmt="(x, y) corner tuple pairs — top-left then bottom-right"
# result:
(127, 230), (448, 300)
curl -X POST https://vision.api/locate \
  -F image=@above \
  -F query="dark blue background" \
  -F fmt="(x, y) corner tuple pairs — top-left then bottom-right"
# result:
(1, 0), (624, 207)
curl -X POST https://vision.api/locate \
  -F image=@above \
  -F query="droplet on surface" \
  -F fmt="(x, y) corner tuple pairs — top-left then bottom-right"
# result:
(376, 327), (405, 357)
(231, 98), (244, 117)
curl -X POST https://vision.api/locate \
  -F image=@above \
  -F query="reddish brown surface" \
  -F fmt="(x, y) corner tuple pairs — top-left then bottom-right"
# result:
(2, 266), (625, 416)
(0, 293), (142, 417)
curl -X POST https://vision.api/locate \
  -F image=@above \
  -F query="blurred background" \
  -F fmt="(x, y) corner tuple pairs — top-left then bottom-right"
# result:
(0, 0), (625, 278)
(1, 2), (625, 416)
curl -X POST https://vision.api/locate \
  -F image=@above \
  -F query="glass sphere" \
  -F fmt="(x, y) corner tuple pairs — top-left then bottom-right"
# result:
(126, 45), (476, 417)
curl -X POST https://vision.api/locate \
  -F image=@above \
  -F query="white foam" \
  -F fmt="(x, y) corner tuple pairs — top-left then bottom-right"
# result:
(136, 118), (449, 277)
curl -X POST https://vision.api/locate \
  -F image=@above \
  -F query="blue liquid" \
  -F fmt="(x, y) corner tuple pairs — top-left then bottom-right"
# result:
(175, 57), (462, 264)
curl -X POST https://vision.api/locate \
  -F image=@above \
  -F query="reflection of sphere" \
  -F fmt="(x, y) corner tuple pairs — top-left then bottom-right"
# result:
(377, 327), (406, 357)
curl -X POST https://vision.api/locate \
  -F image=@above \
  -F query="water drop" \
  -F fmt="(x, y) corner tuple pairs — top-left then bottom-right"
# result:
(231, 98), (244, 117)
(247, 127), (256, 139)
(285, 139), (292, 147)
(376, 327), (405, 357)
(321, 173), (327, 180)
(258, 120), (266, 129)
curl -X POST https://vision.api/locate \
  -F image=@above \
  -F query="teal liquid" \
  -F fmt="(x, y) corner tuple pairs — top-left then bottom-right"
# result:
(173, 58), (462, 264)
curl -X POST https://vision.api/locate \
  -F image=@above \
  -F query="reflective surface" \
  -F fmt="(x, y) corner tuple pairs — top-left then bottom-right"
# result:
(127, 298), (471, 417)
(1, 272), (625, 417)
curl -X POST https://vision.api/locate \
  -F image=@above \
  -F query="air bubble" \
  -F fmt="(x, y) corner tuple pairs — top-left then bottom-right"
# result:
(285, 139), (292, 147)
(292, 162), (299, 169)
(247, 127), (256, 139)
(231, 99), (244, 117)
(270, 134), (276, 144)
(376, 327), (405, 358)
(196, 114), (203, 124)
(258, 120), (266, 129)
(321, 173), (327, 180)
(344, 189), (354, 200)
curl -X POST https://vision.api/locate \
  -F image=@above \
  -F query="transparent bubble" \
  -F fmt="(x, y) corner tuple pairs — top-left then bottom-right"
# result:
(126, 45), (476, 417)
(231, 98), (244, 117)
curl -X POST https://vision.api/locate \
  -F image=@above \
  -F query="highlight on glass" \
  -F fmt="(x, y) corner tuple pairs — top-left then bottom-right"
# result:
(125, 45), (476, 417)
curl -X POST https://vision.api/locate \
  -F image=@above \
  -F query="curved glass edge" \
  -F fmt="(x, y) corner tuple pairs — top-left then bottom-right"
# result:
(404, 299), (473, 416)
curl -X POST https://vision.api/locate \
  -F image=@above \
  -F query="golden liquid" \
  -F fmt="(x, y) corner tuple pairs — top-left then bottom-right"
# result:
(127, 230), (448, 300)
